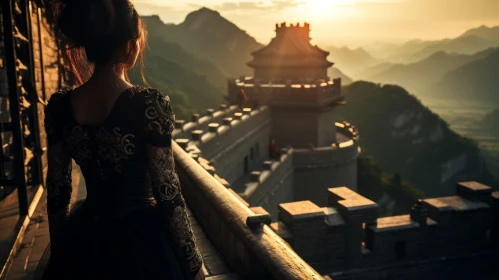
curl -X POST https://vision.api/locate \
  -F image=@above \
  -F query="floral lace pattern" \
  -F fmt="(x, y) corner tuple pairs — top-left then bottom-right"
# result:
(95, 126), (135, 172)
(143, 88), (175, 145)
(145, 90), (203, 276)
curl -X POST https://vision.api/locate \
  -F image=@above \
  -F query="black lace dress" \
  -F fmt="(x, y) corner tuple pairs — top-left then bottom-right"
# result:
(42, 86), (203, 280)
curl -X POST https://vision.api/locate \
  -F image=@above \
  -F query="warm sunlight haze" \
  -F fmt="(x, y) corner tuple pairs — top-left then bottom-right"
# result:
(131, 0), (499, 46)
(1, 0), (499, 279)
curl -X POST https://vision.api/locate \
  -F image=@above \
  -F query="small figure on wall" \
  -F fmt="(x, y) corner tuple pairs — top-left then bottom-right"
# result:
(268, 139), (280, 160)
(237, 88), (248, 109)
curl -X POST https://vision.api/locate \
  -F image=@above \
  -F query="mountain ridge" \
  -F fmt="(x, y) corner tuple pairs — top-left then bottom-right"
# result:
(425, 48), (499, 103)
(360, 47), (499, 94)
(337, 81), (495, 196)
(142, 8), (263, 77)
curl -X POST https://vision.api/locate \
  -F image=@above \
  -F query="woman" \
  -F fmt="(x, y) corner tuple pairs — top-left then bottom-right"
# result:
(42, 0), (204, 279)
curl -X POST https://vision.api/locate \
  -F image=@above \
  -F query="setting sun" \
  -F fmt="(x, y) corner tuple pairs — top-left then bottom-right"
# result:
(304, 0), (355, 20)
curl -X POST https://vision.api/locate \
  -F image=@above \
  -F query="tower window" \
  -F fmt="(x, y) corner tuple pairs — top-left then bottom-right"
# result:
(250, 147), (254, 160)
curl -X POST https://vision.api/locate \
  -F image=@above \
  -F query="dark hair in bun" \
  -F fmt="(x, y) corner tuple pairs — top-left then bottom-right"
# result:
(52, 0), (147, 85)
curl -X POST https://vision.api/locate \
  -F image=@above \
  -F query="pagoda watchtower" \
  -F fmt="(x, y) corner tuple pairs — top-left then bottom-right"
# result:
(247, 22), (333, 83)
(227, 22), (345, 149)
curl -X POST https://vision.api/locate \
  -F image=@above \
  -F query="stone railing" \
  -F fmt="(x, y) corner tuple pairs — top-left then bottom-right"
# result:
(173, 141), (325, 279)
(228, 78), (343, 108)
(335, 121), (359, 142)
(173, 104), (239, 140)
(175, 106), (270, 162)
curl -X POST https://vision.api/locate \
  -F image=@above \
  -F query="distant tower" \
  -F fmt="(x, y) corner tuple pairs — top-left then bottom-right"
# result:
(228, 22), (344, 148)
(227, 23), (358, 204)
(247, 22), (333, 83)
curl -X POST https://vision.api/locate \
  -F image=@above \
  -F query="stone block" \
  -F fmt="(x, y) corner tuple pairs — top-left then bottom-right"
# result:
(206, 109), (215, 116)
(190, 154), (200, 161)
(278, 201), (325, 231)
(191, 114), (201, 123)
(175, 120), (185, 129)
(250, 171), (261, 182)
(263, 161), (273, 171)
(192, 130), (204, 141)
(219, 104), (228, 111)
(208, 123), (220, 133)
(222, 117), (233, 126)
(242, 108), (252, 115)
(233, 112), (243, 120)
(175, 139), (190, 150)
(457, 182), (493, 204)
(328, 187), (377, 223)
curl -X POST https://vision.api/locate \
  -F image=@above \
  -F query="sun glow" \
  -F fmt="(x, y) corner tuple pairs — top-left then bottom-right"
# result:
(305, 0), (354, 19)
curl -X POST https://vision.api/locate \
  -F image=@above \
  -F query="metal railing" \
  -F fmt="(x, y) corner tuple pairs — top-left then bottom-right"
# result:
(0, 0), (58, 277)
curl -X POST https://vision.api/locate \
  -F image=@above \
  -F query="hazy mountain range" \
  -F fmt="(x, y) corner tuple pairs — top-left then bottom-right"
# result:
(326, 46), (379, 77)
(425, 49), (499, 103)
(143, 8), (262, 77)
(347, 26), (499, 105)
(338, 82), (495, 196)
(368, 25), (499, 63)
(358, 47), (499, 96)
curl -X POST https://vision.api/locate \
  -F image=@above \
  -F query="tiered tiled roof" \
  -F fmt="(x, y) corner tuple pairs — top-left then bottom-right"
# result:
(248, 22), (333, 68)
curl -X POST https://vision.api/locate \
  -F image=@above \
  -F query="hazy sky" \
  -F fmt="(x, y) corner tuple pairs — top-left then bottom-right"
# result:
(131, 0), (499, 47)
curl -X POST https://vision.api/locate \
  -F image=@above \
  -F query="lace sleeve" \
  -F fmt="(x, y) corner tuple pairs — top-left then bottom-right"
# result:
(44, 93), (73, 253)
(143, 89), (203, 277)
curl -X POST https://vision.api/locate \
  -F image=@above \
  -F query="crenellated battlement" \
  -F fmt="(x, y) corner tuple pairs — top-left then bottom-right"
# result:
(270, 182), (499, 278)
(275, 22), (311, 38)
(172, 103), (239, 139)
(227, 77), (343, 111)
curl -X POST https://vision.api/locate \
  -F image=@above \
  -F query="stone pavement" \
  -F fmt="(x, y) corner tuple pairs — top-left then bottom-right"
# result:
(4, 162), (238, 280)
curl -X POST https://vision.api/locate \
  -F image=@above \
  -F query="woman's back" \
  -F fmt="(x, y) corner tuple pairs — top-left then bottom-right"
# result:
(44, 1), (204, 278)
(46, 86), (169, 216)
(44, 85), (203, 279)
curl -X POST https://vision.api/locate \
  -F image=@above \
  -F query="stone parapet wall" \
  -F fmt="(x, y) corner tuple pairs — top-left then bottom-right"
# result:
(174, 106), (271, 185)
(239, 149), (295, 220)
(271, 182), (499, 278)
(293, 121), (360, 168)
(292, 122), (360, 205)
(173, 105), (239, 139)
(227, 77), (343, 109)
(199, 106), (270, 160)
(173, 141), (325, 280)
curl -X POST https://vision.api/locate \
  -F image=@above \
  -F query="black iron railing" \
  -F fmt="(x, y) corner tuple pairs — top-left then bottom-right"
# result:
(0, 0), (61, 277)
